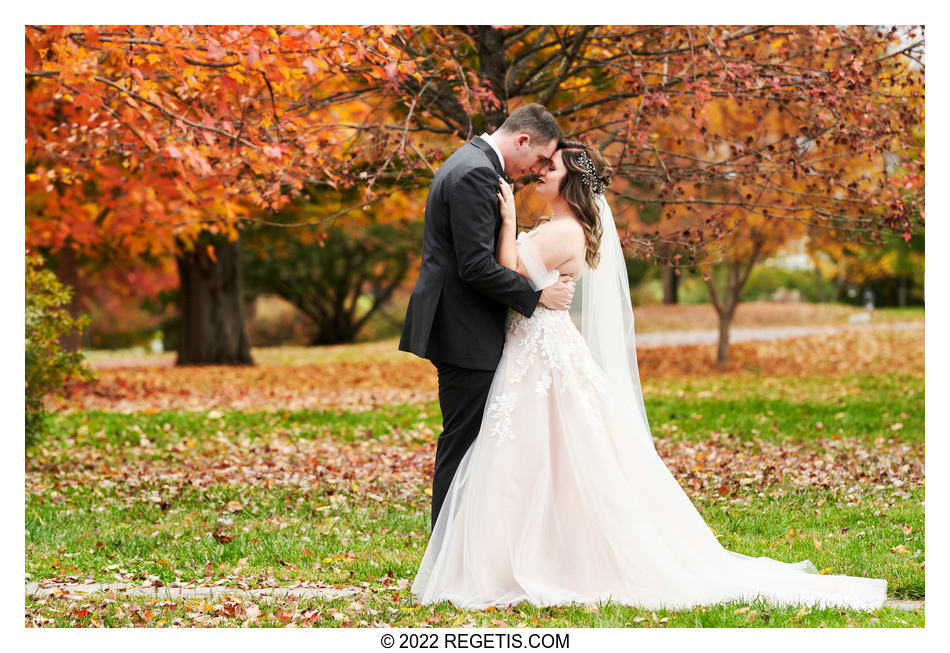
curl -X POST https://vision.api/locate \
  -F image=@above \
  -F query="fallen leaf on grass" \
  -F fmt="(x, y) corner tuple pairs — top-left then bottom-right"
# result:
(212, 531), (234, 544)
(51, 325), (922, 414)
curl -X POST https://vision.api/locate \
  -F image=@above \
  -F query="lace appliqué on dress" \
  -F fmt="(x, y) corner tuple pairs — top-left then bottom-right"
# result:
(485, 308), (606, 448)
(486, 391), (517, 444)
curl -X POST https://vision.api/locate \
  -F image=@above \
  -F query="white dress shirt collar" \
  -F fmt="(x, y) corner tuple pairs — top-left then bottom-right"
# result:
(479, 132), (505, 174)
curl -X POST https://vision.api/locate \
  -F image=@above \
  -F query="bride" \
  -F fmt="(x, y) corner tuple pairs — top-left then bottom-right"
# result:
(410, 140), (888, 611)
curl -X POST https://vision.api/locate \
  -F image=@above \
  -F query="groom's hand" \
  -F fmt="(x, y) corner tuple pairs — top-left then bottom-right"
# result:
(539, 274), (575, 310)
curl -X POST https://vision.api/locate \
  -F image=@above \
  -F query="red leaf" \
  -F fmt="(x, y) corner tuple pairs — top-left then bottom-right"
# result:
(247, 43), (261, 66)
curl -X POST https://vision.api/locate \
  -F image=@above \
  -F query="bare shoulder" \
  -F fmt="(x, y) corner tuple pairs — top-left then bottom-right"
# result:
(528, 216), (587, 270)
(544, 218), (587, 256)
(534, 216), (585, 242)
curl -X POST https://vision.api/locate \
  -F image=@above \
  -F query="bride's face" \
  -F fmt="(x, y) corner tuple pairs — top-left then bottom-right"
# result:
(534, 150), (566, 201)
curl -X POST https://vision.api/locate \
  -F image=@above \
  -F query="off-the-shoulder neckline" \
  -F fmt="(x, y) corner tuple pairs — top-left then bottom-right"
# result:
(521, 215), (585, 237)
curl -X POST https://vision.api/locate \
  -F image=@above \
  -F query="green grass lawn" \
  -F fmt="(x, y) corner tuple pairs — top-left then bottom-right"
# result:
(644, 372), (924, 444)
(25, 372), (924, 628)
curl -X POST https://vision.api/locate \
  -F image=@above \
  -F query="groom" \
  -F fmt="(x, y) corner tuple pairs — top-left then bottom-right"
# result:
(399, 103), (575, 530)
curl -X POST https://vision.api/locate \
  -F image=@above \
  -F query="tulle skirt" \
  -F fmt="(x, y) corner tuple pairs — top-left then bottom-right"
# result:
(411, 307), (887, 610)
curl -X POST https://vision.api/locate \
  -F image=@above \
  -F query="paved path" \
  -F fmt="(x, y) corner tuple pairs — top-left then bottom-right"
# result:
(26, 581), (362, 602)
(635, 320), (922, 348)
(25, 582), (923, 611)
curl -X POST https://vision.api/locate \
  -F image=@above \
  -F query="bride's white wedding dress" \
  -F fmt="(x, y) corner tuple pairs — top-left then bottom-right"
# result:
(411, 205), (888, 611)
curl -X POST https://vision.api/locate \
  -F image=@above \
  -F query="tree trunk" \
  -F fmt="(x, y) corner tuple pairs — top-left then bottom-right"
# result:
(707, 240), (763, 366)
(830, 260), (848, 303)
(57, 244), (82, 353)
(469, 26), (510, 132)
(813, 263), (827, 302)
(716, 312), (732, 366)
(716, 263), (739, 366)
(662, 266), (679, 304)
(898, 278), (908, 307)
(175, 234), (253, 366)
(707, 266), (740, 366)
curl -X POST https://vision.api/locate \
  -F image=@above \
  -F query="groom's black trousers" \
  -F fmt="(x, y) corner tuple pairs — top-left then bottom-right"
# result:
(430, 361), (496, 532)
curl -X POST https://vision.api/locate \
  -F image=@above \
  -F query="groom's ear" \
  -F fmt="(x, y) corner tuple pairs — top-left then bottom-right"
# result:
(515, 133), (530, 149)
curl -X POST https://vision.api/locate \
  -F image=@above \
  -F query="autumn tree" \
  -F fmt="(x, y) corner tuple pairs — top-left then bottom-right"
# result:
(25, 25), (412, 364)
(371, 26), (924, 362)
(27, 25), (924, 365)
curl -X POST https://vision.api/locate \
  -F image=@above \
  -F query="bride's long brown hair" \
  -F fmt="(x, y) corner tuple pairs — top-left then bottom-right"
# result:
(552, 140), (612, 268)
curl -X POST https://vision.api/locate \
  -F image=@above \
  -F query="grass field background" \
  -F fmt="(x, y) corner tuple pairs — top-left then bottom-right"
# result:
(26, 304), (924, 627)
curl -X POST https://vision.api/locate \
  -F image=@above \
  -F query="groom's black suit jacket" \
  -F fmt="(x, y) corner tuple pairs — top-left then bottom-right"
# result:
(399, 137), (542, 371)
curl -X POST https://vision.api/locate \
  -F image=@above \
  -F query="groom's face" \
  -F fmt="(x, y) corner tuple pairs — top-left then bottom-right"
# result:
(507, 134), (558, 178)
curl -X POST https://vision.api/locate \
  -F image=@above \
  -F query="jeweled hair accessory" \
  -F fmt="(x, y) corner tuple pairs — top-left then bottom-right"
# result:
(578, 150), (605, 195)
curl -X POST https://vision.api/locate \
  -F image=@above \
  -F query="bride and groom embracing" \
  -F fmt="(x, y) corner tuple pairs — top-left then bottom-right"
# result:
(398, 103), (887, 611)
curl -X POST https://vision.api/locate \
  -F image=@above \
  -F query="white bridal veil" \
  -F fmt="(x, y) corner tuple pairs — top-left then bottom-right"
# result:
(570, 195), (653, 447)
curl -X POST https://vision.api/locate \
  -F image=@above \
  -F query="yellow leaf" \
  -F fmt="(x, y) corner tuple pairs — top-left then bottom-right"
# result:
(812, 537), (822, 550)
(818, 567), (832, 574)
(734, 606), (750, 614)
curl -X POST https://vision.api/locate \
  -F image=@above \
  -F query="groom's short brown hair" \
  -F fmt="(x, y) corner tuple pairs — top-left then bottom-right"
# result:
(496, 103), (562, 143)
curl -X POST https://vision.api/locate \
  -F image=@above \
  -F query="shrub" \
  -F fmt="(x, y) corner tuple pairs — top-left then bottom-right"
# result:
(25, 253), (94, 446)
